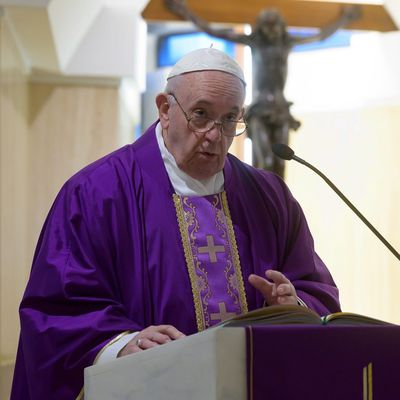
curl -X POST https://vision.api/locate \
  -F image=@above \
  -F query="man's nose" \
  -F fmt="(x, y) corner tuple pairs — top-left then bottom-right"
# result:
(205, 123), (223, 141)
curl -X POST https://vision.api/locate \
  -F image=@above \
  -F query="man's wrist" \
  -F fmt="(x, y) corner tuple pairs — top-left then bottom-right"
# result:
(95, 332), (138, 365)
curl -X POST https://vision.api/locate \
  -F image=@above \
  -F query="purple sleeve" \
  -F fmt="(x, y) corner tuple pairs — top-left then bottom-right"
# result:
(224, 156), (340, 316)
(13, 164), (146, 399)
(272, 175), (341, 315)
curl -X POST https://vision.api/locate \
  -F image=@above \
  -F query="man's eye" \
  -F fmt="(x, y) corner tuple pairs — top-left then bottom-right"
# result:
(224, 114), (238, 122)
(192, 109), (207, 118)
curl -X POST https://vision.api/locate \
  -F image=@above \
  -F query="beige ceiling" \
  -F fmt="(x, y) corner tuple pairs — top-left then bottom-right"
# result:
(0, 0), (398, 87)
(0, 0), (148, 86)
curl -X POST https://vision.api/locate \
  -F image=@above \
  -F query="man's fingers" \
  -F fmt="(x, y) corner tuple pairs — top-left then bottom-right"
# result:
(136, 337), (159, 350)
(248, 274), (275, 298)
(136, 325), (186, 349)
(138, 327), (184, 348)
(148, 332), (172, 345)
(276, 283), (292, 296)
(266, 271), (296, 299)
(265, 269), (290, 285)
(276, 295), (297, 305)
(155, 325), (186, 340)
(249, 270), (297, 306)
(119, 324), (186, 357)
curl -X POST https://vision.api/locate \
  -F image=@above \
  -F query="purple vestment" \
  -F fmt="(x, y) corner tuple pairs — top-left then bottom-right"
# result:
(11, 122), (340, 399)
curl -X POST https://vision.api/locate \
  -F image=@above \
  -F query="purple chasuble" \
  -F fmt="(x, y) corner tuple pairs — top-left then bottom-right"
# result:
(11, 121), (340, 399)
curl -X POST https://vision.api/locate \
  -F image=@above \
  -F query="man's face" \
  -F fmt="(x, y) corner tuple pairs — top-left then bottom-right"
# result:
(157, 70), (245, 180)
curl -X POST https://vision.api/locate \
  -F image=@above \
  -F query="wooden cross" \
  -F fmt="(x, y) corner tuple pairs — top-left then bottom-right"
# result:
(142, 0), (398, 32)
(198, 234), (226, 263)
(210, 302), (237, 322)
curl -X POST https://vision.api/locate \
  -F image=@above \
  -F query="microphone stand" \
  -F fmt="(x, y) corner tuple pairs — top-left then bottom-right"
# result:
(289, 152), (400, 261)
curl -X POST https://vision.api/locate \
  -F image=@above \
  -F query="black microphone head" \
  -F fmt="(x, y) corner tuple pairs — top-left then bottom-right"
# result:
(272, 143), (294, 161)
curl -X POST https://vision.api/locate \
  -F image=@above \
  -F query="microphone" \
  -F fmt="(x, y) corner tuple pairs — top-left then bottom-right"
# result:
(272, 143), (400, 261)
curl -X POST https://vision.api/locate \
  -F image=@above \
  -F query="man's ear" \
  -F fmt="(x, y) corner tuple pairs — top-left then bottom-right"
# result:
(156, 93), (170, 128)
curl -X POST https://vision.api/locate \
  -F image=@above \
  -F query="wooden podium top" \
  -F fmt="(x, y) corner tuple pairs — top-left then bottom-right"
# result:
(142, 0), (398, 32)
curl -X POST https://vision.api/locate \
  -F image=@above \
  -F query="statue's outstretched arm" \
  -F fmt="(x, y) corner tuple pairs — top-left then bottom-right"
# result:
(290, 5), (361, 45)
(165, 0), (252, 46)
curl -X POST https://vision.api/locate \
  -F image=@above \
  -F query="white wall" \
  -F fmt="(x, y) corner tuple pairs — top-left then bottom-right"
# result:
(284, 30), (400, 322)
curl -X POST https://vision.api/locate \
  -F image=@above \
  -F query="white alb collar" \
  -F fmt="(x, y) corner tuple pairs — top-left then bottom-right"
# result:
(155, 123), (224, 196)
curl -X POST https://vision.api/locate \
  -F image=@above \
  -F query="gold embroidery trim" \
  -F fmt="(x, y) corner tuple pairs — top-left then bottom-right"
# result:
(248, 326), (254, 400)
(221, 192), (248, 313)
(363, 362), (373, 400)
(173, 194), (204, 331)
(76, 387), (84, 400)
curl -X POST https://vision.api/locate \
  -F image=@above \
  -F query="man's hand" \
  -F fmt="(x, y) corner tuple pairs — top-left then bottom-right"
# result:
(118, 325), (186, 357)
(248, 270), (297, 306)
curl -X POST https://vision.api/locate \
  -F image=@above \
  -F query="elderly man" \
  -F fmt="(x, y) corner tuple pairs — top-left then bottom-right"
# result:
(11, 48), (340, 399)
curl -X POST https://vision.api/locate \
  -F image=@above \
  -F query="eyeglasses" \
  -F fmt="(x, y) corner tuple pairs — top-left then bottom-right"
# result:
(168, 93), (247, 137)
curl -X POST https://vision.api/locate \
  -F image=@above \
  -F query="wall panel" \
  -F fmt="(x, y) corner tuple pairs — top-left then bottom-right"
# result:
(0, 14), (29, 399)
(286, 105), (400, 323)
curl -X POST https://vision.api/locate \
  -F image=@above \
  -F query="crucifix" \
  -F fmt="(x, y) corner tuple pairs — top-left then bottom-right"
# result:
(142, 0), (397, 178)
(164, 0), (361, 177)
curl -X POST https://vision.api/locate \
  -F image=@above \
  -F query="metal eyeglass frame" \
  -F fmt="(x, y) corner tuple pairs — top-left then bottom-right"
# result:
(167, 93), (247, 137)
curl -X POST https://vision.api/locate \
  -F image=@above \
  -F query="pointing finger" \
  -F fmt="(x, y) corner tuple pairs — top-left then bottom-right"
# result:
(265, 270), (290, 285)
(248, 273), (275, 299)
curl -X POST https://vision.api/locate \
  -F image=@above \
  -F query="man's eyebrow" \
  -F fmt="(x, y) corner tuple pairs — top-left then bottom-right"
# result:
(191, 99), (241, 112)
(191, 99), (212, 107)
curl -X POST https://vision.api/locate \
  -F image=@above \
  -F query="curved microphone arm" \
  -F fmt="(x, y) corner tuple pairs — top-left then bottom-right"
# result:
(272, 144), (400, 262)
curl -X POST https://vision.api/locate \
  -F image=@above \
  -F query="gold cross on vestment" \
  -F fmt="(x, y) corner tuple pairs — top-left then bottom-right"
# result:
(210, 302), (236, 322)
(198, 234), (225, 263)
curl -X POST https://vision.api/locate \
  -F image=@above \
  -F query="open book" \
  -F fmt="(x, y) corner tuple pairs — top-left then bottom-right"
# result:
(219, 304), (392, 327)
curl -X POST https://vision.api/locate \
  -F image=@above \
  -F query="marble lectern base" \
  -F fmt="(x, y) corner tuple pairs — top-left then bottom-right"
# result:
(84, 327), (246, 400)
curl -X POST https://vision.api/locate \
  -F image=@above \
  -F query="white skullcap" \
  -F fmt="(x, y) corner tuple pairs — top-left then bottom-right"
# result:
(167, 48), (246, 85)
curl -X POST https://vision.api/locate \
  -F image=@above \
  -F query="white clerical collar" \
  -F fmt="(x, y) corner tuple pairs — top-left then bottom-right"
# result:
(155, 122), (224, 196)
